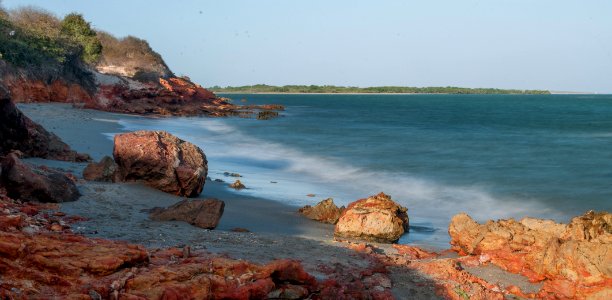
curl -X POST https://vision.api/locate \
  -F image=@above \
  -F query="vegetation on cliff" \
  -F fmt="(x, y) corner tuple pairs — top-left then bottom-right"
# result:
(0, 4), (170, 83)
(96, 31), (172, 80)
(210, 84), (551, 95)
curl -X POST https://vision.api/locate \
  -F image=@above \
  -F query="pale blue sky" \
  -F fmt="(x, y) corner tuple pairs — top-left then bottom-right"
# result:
(4, 0), (612, 93)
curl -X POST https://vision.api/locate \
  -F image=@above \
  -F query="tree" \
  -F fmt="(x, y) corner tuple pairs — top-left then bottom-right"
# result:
(60, 13), (101, 64)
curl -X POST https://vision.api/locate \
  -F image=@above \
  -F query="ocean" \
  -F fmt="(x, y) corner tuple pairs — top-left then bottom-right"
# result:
(116, 93), (612, 248)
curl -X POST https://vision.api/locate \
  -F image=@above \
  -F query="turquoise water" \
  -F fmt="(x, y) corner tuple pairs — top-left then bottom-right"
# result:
(118, 94), (612, 247)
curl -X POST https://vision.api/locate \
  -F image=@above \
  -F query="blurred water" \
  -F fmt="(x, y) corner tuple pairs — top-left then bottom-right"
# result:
(117, 93), (612, 247)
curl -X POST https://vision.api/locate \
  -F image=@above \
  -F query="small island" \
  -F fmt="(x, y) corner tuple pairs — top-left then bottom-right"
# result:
(209, 84), (551, 95)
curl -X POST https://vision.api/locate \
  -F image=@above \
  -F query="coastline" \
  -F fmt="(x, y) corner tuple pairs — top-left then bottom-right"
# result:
(216, 92), (568, 95)
(14, 103), (610, 299)
(19, 103), (443, 249)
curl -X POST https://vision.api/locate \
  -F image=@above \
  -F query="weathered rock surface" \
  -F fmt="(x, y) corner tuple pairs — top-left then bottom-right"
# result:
(0, 195), (400, 299)
(449, 211), (612, 299)
(0, 87), (90, 162)
(0, 153), (80, 203)
(149, 199), (225, 229)
(82, 155), (119, 182)
(299, 198), (345, 224)
(335, 192), (409, 243)
(113, 130), (207, 197)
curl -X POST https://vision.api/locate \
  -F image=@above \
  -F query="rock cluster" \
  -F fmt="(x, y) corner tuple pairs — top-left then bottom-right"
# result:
(0, 88), (90, 162)
(113, 130), (207, 197)
(149, 199), (225, 229)
(299, 198), (345, 224)
(0, 194), (396, 299)
(335, 192), (409, 243)
(449, 211), (612, 299)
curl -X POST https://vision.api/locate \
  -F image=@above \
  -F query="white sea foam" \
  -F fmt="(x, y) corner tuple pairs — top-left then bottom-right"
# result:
(116, 116), (564, 247)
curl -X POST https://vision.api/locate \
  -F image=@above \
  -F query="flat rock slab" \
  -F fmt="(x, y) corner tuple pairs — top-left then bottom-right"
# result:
(149, 199), (224, 229)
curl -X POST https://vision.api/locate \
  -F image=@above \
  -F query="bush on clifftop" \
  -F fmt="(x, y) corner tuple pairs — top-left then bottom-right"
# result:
(60, 13), (101, 64)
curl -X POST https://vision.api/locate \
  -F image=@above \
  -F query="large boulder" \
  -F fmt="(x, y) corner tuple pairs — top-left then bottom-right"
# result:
(113, 131), (207, 197)
(299, 198), (345, 224)
(0, 154), (80, 203)
(149, 199), (224, 229)
(0, 87), (90, 162)
(448, 211), (612, 299)
(82, 156), (119, 182)
(334, 192), (409, 243)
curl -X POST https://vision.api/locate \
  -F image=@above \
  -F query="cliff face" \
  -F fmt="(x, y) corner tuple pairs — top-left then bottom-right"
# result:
(0, 57), (236, 117)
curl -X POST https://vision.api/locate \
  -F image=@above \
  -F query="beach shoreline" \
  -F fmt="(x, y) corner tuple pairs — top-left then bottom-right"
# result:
(13, 103), (609, 299)
(19, 103), (443, 249)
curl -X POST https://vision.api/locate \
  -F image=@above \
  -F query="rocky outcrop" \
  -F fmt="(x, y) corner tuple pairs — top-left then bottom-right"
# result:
(0, 87), (90, 162)
(149, 199), (224, 229)
(0, 153), (80, 203)
(449, 211), (612, 299)
(299, 198), (345, 224)
(82, 156), (119, 182)
(92, 76), (240, 117)
(113, 130), (207, 197)
(334, 192), (409, 243)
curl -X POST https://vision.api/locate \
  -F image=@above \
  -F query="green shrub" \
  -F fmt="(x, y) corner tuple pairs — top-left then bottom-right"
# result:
(60, 13), (101, 64)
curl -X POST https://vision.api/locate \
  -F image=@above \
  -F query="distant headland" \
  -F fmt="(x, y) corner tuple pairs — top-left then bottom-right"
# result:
(209, 84), (551, 95)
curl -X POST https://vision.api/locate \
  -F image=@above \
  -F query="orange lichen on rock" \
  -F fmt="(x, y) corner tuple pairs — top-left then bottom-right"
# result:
(448, 211), (612, 299)
(392, 244), (439, 260)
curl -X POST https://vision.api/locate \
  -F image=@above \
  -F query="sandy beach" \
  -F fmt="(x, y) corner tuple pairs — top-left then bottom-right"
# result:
(14, 103), (572, 299)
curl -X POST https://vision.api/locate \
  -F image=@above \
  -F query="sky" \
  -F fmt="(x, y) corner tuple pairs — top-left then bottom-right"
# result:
(4, 0), (612, 93)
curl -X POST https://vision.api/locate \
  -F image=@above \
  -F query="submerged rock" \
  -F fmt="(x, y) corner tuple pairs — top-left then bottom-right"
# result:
(334, 192), (409, 243)
(82, 156), (119, 182)
(229, 180), (246, 189)
(0, 153), (80, 203)
(299, 198), (345, 224)
(223, 171), (242, 177)
(149, 199), (224, 229)
(448, 211), (612, 299)
(113, 130), (207, 197)
(257, 110), (279, 120)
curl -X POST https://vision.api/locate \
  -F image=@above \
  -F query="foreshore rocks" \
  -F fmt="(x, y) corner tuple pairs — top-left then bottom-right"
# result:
(0, 153), (80, 203)
(449, 211), (612, 299)
(299, 198), (345, 224)
(0, 194), (400, 299)
(334, 192), (409, 243)
(0, 88), (90, 162)
(82, 155), (119, 182)
(149, 199), (225, 229)
(113, 130), (207, 197)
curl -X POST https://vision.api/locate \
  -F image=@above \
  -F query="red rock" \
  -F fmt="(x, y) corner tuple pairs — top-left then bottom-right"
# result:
(392, 244), (438, 260)
(448, 211), (612, 299)
(0, 154), (80, 203)
(113, 131), (207, 197)
(83, 156), (119, 182)
(299, 198), (345, 224)
(0, 89), (90, 162)
(149, 199), (224, 229)
(335, 192), (409, 243)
